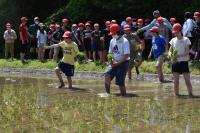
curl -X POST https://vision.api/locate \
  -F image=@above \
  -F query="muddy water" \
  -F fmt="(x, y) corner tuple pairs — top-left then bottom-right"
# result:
(0, 75), (200, 132)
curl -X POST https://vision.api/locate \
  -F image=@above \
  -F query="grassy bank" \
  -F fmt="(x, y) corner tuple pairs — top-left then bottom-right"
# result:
(0, 59), (199, 75)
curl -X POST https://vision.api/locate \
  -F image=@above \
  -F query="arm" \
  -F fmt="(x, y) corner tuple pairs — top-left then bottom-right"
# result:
(13, 30), (17, 40)
(163, 18), (172, 31)
(45, 43), (60, 49)
(3, 31), (7, 40)
(148, 47), (153, 59)
(139, 19), (156, 32)
(19, 32), (25, 44)
(111, 54), (130, 67)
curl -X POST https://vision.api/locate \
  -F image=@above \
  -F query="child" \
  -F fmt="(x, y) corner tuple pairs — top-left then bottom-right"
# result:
(105, 24), (130, 96)
(45, 31), (79, 88)
(148, 26), (168, 82)
(47, 24), (55, 59)
(102, 21), (112, 62)
(3, 22), (17, 60)
(169, 23), (195, 98)
(91, 23), (103, 62)
(82, 23), (92, 60)
(123, 24), (142, 79)
(37, 23), (47, 61)
(52, 24), (62, 62)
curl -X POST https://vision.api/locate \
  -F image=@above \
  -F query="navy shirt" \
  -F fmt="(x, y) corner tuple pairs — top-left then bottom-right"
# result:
(152, 35), (166, 58)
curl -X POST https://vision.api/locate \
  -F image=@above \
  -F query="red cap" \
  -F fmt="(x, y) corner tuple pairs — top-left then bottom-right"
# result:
(105, 21), (111, 27)
(109, 24), (120, 35)
(144, 18), (151, 23)
(172, 23), (182, 33)
(124, 24), (131, 31)
(111, 19), (117, 24)
(55, 24), (60, 29)
(21, 17), (28, 22)
(194, 12), (200, 18)
(49, 24), (55, 30)
(150, 26), (159, 33)
(78, 23), (85, 28)
(62, 18), (68, 23)
(63, 31), (72, 38)
(157, 17), (164, 24)
(126, 17), (132, 23)
(137, 19), (144, 24)
(170, 17), (176, 22)
(6, 23), (11, 27)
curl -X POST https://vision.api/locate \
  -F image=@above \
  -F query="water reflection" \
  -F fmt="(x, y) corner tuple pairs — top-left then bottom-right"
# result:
(0, 75), (200, 132)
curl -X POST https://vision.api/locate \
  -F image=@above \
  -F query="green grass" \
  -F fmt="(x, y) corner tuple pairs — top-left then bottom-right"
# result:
(0, 59), (199, 75)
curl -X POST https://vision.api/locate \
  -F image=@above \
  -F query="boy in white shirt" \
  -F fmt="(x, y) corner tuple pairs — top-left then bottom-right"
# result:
(105, 24), (130, 96)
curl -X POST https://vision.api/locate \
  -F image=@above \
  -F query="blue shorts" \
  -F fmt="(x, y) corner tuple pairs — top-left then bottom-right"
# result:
(105, 60), (129, 86)
(58, 62), (74, 77)
(38, 43), (45, 48)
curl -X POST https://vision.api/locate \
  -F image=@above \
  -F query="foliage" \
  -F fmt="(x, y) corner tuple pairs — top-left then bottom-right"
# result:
(0, 59), (199, 75)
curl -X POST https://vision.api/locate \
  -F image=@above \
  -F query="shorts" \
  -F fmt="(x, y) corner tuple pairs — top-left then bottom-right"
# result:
(20, 41), (28, 53)
(92, 43), (102, 51)
(155, 55), (164, 67)
(105, 60), (129, 86)
(38, 43), (45, 48)
(58, 61), (75, 76)
(172, 61), (190, 74)
(84, 38), (91, 51)
(30, 38), (37, 48)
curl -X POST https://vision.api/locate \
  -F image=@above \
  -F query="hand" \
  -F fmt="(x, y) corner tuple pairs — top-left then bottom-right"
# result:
(110, 61), (119, 68)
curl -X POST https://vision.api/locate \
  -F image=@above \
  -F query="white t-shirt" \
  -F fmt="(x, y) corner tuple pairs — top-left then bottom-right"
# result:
(109, 36), (130, 62)
(37, 30), (47, 44)
(169, 37), (191, 62)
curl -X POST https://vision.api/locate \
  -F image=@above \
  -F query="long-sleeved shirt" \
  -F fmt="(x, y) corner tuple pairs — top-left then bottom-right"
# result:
(141, 17), (172, 31)
(182, 18), (195, 37)
(4, 29), (17, 43)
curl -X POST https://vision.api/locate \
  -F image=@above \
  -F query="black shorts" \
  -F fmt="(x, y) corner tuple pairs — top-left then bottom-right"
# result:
(84, 38), (91, 51)
(30, 38), (37, 48)
(105, 60), (129, 86)
(58, 61), (74, 77)
(172, 61), (190, 74)
(20, 41), (28, 53)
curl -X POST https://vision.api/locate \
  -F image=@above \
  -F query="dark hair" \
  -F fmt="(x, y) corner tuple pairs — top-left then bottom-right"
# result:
(184, 12), (193, 19)
(39, 27), (44, 34)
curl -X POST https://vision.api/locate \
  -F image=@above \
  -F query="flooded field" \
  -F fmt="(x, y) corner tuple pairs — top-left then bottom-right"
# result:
(0, 75), (200, 133)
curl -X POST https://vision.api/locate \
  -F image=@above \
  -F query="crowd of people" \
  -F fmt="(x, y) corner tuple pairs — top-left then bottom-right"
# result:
(3, 10), (200, 97)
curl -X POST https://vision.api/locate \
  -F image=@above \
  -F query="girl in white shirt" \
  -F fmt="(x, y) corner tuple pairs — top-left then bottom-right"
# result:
(37, 23), (47, 61)
(169, 23), (195, 98)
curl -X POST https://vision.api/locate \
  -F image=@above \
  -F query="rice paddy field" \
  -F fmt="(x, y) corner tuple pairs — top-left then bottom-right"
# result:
(0, 75), (200, 133)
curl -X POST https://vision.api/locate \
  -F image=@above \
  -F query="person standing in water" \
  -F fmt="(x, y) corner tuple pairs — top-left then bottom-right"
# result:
(104, 24), (130, 96)
(45, 31), (79, 89)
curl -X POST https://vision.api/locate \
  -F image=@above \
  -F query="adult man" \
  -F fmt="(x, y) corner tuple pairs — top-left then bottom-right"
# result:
(138, 10), (172, 32)
(28, 17), (40, 59)
(105, 24), (130, 96)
